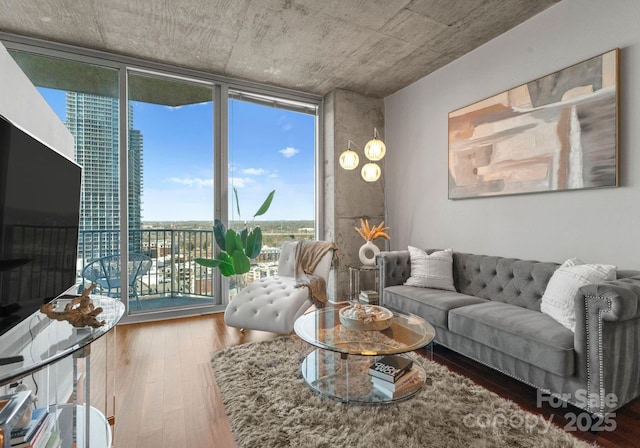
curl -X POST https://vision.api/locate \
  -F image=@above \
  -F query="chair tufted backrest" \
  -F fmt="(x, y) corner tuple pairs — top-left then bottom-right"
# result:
(452, 252), (559, 311)
(277, 240), (334, 281)
(277, 241), (298, 277)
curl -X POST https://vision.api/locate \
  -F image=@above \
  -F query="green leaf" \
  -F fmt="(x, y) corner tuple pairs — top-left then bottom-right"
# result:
(194, 257), (223, 268)
(253, 190), (275, 218)
(225, 229), (242, 254)
(232, 251), (251, 275)
(217, 252), (235, 277)
(195, 253), (235, 276)
(234, 233), (244, 255)
(245, 227), (262, 259)
(213, 219), (226, 251)
(233, 187), (241, 219)
(239, 228), (248, 248)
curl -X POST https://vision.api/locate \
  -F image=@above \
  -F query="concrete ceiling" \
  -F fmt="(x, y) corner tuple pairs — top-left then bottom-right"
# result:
(0, 0), (560, 98)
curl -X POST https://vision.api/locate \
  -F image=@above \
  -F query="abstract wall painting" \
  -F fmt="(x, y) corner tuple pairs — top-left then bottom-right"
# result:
(448, 49), (619, 199)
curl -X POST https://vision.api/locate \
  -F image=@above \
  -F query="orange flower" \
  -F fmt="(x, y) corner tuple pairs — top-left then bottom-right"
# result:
(355, 218), (390, 242)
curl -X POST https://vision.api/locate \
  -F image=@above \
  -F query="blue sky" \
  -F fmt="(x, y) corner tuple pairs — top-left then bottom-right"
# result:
(39, 88), (315, 222)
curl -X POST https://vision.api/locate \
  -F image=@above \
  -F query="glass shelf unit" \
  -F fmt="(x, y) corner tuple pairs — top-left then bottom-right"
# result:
(0, 296), (124, 448)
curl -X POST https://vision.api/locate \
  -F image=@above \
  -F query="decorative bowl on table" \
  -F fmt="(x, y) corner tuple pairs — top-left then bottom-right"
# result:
(339, 304), (393, 331)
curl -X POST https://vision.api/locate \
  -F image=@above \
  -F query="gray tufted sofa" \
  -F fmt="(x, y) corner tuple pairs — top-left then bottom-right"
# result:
(377, 249), (640, 416)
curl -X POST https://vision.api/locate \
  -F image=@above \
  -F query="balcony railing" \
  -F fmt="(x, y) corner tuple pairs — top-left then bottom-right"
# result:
(77, 229), (286, 308)
(78, 229), (217, 305)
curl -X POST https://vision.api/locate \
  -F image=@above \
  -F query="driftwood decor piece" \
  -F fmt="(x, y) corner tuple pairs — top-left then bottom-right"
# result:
(40, 284), (105, 328)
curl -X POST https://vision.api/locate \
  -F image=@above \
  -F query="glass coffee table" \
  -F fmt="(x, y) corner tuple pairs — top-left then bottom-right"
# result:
(293, 307), (436, 404)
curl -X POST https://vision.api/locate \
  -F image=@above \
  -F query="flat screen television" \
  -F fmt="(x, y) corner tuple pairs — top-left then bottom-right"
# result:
(0, 114), (82, 339)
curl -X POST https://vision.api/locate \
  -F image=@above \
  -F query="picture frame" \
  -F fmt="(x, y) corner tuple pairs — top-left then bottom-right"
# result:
(448, 49), (619, 199)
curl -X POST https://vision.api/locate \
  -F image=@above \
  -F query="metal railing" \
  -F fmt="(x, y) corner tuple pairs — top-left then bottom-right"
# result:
(78, 228), (216, 301)
(77, 228), (303, 308)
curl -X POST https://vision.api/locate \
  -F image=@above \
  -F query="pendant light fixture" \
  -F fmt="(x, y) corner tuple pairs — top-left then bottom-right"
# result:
(338, 140), (360, 170)
(361, 162), (381, 182)
(364, 128), (386, 162)
(338, 128), (385, 182)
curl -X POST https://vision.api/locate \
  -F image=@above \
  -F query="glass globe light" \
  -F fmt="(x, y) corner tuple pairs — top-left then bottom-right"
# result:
(364, 137), (386, 161)
(364, 128), (386, 161)
(361, 162), (381, 182)
(339, 148), (359, 170)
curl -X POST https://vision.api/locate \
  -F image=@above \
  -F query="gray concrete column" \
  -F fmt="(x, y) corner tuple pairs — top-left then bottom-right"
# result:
(323, 89), (385, 302)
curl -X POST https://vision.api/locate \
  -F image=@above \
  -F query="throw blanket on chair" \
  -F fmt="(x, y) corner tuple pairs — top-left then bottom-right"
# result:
(294, 241), (338, 308)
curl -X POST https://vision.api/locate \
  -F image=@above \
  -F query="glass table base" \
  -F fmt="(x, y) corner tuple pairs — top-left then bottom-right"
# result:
(300, 349), (425, 404)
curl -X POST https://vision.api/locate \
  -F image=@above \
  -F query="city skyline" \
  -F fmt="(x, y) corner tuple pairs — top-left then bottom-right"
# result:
(39, 87), (316, 222)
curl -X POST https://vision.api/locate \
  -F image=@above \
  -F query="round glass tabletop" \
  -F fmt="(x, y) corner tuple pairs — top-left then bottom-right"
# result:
(294, 307), (435, 356)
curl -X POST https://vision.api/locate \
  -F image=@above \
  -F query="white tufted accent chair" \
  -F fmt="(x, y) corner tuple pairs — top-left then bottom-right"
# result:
(224, 240), (334, 334)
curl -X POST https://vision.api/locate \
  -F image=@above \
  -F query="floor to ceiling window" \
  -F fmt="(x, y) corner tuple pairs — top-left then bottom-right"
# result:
(127, 71), (215, 312)
(3, 37), (321, 321)
(227, 91), (317, 294)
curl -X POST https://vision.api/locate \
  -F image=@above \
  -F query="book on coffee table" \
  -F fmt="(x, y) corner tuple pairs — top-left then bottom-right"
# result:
(372, 369), (423, 398)
(371, 367), (420, 392)
(369, 355), (413, 383)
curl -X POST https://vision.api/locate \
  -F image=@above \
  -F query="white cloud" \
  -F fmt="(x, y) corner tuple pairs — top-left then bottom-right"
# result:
(169, 177), (213, 188)
(229, 177), (255, 188)
(279, 147), (299, 158)
(282, 123), (293, 132)
(243, 168), (266, 175)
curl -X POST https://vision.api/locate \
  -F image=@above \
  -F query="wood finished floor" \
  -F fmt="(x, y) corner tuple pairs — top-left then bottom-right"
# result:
(110, 314), (640, 448)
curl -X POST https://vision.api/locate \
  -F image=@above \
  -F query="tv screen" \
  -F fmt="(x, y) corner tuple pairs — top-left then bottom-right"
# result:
(0, 114), (81, 338)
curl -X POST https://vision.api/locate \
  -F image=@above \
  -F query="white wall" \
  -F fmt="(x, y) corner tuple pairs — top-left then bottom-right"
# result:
(384, 0), (640, 269)
(0, 42), (73, 157)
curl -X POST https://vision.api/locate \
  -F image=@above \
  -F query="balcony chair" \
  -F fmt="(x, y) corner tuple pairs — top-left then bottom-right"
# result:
(224, 240), (337, 334)
(81, 253), (152, 308)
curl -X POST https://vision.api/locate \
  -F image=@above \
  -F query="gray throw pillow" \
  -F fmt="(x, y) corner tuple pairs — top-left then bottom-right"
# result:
(405, 246), (456, 291)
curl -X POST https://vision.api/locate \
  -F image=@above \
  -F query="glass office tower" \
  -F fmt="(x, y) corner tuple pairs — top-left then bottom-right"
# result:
(65, 93), (143, 260)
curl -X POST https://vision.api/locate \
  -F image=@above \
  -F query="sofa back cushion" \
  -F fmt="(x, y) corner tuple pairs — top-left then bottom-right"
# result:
(419, 250), (640, 312)
(452, 252), (559, 311)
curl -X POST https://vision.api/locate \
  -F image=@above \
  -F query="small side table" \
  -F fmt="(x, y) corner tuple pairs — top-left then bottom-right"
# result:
(348, 265), (379, 304)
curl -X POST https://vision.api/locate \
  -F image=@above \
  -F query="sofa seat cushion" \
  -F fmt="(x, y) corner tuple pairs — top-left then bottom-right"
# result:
(383, 285), (488, 328)
(448, 301), (575, 377)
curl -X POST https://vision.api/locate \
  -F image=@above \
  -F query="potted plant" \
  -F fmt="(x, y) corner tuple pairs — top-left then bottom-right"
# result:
(195, 189), (275, 278)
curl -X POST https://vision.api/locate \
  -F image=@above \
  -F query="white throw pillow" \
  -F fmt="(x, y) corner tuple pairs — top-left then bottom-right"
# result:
(405, 247), (456, 291)
(540, 258), (616, 332)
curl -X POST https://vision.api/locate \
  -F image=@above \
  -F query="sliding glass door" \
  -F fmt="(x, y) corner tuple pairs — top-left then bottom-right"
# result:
(127, 71), (215, 312)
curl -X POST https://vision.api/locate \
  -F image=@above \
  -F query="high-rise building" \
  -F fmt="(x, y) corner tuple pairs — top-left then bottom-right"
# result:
(128, 128), (143, 252)
(65, 93), (143, 260)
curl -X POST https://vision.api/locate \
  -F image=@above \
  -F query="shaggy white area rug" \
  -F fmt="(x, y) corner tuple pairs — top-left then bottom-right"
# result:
(211, 336), (595, 448)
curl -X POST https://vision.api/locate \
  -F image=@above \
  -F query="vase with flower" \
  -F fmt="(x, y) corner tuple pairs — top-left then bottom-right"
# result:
(354, 218), (390, 266)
